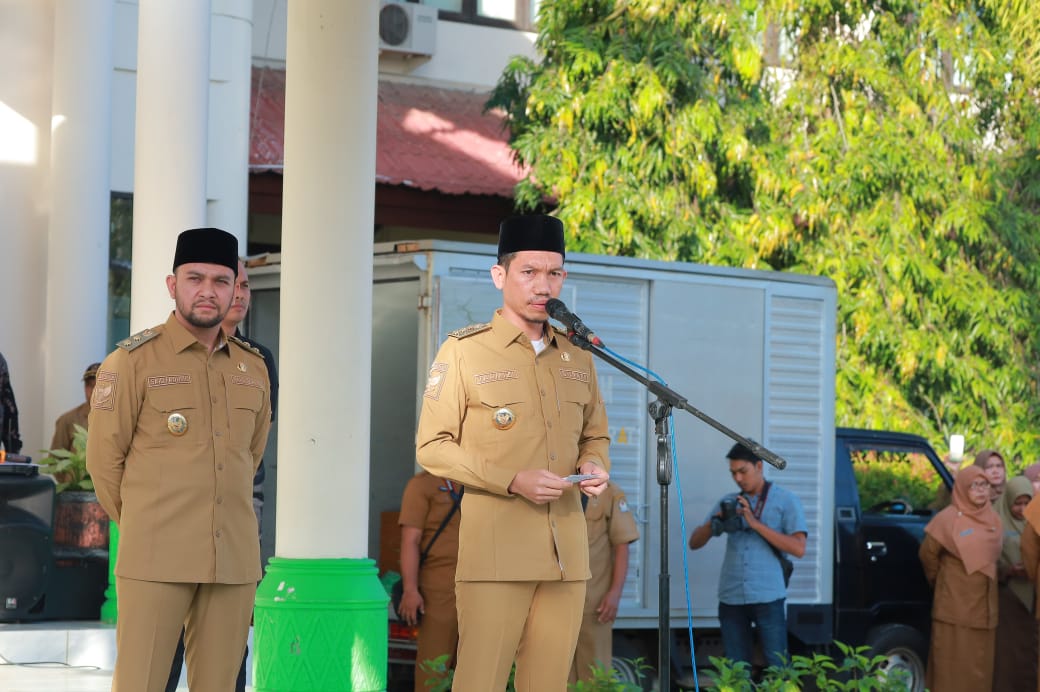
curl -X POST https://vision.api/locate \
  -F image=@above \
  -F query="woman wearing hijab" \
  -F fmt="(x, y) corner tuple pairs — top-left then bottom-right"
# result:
(974, 449), (1007, 504)
(993, 475), (1037, 691)
(1016, 490), (1040, 692)
(1024, 462), (1040, 495)
(919, 466), (1003, 692)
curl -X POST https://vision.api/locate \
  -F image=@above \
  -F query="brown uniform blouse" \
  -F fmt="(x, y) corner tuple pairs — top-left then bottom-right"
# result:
(584, 482), (639, 610)
(50, 401), (90, 452)
(920, 533), (998, 629)
(399, 471), (462, 592)
(86, 313), (271, 584)
(416, 310), (611, 582)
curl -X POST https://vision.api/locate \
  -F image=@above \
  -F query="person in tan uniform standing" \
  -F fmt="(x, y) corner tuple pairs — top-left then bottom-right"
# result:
(397, 470), (463, 691)
(919, 465), (1002, 692)
(416, 214), (611, 692)
(49, 362), (100, 452)
(86, 228), (271, 692)
(570, 481), (639, 683)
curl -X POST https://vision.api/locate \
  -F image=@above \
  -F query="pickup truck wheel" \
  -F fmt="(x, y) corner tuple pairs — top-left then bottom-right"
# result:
(866, 624), (928, 692)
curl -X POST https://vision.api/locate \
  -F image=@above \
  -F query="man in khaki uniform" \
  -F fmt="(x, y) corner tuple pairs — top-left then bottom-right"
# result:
(49, 362), (100, 452)
(416, 214), (611, 692)
(397, 471), (463, 691)
(87, 228), (271, 692)
(570, 481), (640, 683)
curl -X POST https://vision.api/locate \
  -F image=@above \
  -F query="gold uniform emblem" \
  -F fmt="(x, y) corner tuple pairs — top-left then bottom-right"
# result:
(561, 352), (571, 362)
(492, 407), (516, 430)
(167, 413), (189, 436)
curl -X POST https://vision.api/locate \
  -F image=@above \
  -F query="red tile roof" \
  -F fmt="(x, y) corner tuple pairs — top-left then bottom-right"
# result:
(249, 67), (526, 198)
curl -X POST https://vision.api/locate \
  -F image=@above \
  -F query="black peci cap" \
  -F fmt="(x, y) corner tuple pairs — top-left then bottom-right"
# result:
(172, 228), (239, 277)
(497, 215), (566, 262)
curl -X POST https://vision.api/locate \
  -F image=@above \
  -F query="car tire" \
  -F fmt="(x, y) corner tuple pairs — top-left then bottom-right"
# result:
(866, 623), (928, 692)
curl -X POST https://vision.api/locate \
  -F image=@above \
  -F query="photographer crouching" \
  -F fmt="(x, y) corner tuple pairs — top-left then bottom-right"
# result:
(688, 443), (808, 671)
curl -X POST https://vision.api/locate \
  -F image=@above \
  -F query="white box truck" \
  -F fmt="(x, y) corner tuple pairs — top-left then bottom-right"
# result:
(248, 240), (944, 691)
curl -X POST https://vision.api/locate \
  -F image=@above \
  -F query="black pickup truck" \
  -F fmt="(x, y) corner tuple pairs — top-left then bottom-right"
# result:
(806, 427), (953, 690)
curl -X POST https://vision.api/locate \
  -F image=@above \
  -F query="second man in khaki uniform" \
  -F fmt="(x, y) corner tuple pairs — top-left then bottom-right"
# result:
(87, 228), (272, 692)
(570, 481), (640, 683)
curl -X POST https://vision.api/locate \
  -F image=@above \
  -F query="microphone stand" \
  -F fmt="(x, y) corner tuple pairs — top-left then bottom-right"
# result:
(567, 332), (787, 691)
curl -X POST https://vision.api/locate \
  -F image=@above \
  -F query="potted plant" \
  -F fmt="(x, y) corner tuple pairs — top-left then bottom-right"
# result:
(38, 424), (109, 551)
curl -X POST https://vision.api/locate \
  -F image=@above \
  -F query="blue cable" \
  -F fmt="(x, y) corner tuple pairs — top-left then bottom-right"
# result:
(601, 345), (700, 692)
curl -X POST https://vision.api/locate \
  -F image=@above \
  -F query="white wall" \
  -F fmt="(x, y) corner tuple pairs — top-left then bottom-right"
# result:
(252, 0), (537, 89)
(0, 1), (53, 455)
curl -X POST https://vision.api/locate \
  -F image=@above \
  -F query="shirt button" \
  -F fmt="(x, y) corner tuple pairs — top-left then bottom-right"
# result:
(212, 396), (218, 403)
(215, 529), (222, 538)
(547, 421), (553, 429)
(550, 453), (557, 460)
(215, 431), (223, 437)
(216, 497), (223, 504)
(217, 463), (224, 471)
(540, 389), (546, 396)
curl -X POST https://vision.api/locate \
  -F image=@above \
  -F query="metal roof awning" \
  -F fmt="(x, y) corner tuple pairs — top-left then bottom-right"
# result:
(249, 67), (526, 199)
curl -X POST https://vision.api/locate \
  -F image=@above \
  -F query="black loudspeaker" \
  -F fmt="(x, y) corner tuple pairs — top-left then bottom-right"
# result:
(0, 475), (55, 621)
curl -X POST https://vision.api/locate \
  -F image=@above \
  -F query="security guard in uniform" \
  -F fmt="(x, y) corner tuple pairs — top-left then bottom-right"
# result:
(397, 470), (463, 691)
(87, 228), (271, 692)
(416, 214), (611, 692)
(570, 481), (640, 683)
(49, 362), (100, 452)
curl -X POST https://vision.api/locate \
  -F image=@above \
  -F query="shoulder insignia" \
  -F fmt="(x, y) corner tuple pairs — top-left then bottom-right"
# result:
(229, 334), (264, 359)
(117, 327), (160, 351)
(551, 325), (569, 337)
(449, 323), (491, 339)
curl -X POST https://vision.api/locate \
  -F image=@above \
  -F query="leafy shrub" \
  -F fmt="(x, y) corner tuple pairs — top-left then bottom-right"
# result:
(419, 656), (649, 691)
(706, 642), (912, 691)
(38, 424), (93, 493)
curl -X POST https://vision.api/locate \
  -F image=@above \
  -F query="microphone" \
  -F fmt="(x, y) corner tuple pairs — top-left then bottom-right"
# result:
(545, 298), (604, 347)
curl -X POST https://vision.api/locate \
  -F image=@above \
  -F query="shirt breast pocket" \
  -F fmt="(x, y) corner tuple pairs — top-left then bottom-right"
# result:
(145, 386), (200, 446)
(556, 377), (591, 437)
(229, 384), (263, 449)
(475, 381), (529, 441)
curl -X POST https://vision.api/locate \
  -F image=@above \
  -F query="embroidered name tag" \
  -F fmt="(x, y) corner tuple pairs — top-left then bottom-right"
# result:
(147, 374), (192, 388)
(474, 370), (518, 385)
(559, 369), (590, 383)
(232, 375), (264, 389)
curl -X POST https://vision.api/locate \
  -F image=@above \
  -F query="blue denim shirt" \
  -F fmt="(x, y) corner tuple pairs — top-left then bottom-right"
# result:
(705, 483), (808, 605)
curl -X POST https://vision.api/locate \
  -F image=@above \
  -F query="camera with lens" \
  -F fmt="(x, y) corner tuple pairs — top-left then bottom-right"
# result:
(711, 497), (745, 536)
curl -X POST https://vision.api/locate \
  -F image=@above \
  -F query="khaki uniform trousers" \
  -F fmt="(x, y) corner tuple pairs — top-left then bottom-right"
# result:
(414, 587), (459, 692)
(454, 580), (585, 692)
(569, 610), (612, 683)
(113, 577), (255, 692)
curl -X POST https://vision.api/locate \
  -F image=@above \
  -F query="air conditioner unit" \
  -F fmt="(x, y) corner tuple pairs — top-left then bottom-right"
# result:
(379, 2), (437, 58)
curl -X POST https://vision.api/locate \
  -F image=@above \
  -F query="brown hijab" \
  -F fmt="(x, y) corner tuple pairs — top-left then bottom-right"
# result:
(973, 448), (1007, 503)
(924, 466), (1003, 579)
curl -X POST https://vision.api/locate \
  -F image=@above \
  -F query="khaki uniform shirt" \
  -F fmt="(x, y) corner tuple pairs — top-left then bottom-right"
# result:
(919, 533), (998, 629)
(584, 482), (639, 610)
(86, 313), (272, 584)
(51, 401), (89, 452)
(416, 310), (611, 582)
(398, 471), (462, 593)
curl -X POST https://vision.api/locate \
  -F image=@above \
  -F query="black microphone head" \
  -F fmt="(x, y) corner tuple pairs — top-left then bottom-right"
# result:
(545, 298), (567, 319)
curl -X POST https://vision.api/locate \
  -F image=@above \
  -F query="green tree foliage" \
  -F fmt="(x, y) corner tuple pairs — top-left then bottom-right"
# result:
(488, 0), (1040, 465)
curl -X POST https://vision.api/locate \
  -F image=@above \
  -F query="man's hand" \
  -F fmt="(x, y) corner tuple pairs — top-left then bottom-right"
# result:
(398, 588), (424, 627)
(596, 589), (622, 623)
(736, 494), (760, 530)
(508, 469), (571, 504)
(577, 461), (609, 497)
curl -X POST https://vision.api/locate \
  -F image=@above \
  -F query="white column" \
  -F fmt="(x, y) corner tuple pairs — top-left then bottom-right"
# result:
(206, 0), (253, 250)
(130, 0), (211, 331)
(0, 3), (54, 454)
(43, 0), (114, 440)
(277, 1), (378, 558)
